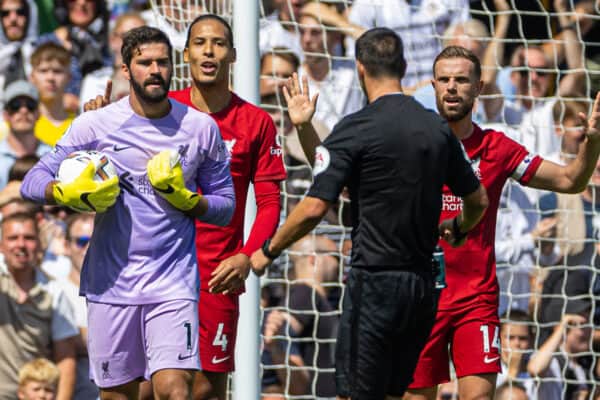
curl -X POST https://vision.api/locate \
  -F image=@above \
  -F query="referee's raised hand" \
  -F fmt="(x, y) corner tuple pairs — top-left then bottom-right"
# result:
(283, 72), (318, 127)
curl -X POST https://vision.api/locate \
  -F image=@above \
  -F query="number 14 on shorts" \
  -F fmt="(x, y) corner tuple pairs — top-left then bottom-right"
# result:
(213, 323), (228, 352)
(480, 324), (500, 357)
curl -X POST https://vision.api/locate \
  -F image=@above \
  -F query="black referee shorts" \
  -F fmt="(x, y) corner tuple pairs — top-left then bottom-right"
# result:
(336, 267), (437, 399)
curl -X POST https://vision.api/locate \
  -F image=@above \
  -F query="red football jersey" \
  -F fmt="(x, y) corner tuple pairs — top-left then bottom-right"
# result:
(438, 123), (542, 311)
(169, 89), (286, 290)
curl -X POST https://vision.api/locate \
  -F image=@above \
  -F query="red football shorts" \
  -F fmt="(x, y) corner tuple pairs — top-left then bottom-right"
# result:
(409, 302), (501, 389)
(198, 290), (239, 373)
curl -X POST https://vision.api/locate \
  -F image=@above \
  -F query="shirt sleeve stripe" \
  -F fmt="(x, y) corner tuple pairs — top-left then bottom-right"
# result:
(512, 154), (543, 184)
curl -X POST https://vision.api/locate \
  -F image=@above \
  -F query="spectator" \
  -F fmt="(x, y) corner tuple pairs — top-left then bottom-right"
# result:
(263, 235), (339, 398)
(56, 213), (99, 400)
(497, 310), (543, 398)
(505, 1), (586, 158)
(17, 358), (59, 400)
(8, 154), (38, 181)
(29, 43), (74, 147)
(413, 0), (513, 124)
(528, 310), (593, 399)
(141, 0), (203, 50)
(0, 0), (37, 90)
(260, 48), (299, 97)
(297, 5), (364, 131)
(0, 80), (51, 190)
(259, 0), (304, 59)
(0, 212), (78, 400)
(495, 178), (556, 315)
(347, 0), (470, 90)
(79, 11), (146, 109)
(495, 381), (530, 400)
(261, 292), (310, 398)
(37, 0), (111, 111)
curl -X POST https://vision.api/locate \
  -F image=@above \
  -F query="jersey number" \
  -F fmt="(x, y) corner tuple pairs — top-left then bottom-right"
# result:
(184, 322), (192, 350)
(213, 323), (228, 352)
(480, 325), (500, 353)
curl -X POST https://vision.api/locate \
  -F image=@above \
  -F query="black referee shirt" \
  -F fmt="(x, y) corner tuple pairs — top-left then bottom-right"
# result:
(307, 94), (479, 270)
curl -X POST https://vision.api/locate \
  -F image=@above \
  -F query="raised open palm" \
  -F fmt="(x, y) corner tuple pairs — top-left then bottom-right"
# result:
(283, 72), (319, 126)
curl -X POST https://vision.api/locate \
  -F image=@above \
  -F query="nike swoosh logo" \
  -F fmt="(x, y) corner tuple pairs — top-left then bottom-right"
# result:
(113, 145), (132, 152)
(211, 355), (230, 364)
(155, 184), (175, 194)
(483, 355), (500, 364)
(80, 193), (96, 211)
(178, 354), (194, 360)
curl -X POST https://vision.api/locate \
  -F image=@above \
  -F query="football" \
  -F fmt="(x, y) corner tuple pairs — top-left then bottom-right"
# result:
(56, 150), (117, 183)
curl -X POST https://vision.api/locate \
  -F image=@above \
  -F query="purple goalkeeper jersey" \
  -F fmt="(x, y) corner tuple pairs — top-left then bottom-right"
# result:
(21, 97), (235, 305)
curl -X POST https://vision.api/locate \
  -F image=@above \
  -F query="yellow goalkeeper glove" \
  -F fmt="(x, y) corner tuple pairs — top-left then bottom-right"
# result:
(147, 150), (200, 211)
(53, 162), (120, 213)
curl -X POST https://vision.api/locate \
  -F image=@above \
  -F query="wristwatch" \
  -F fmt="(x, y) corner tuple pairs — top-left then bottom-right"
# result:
(261, 239), (280, 260)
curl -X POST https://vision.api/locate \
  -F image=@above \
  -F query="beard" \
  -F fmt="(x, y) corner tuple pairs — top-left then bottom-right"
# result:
(131, 74), (171, 103)
(436, 96), (474, 122)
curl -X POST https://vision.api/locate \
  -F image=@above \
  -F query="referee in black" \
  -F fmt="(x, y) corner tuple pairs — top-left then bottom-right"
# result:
(251, 27), (489, 400)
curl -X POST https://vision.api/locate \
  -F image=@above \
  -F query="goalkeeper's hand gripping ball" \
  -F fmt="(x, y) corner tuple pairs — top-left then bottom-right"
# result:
(147, 149), (200, 211)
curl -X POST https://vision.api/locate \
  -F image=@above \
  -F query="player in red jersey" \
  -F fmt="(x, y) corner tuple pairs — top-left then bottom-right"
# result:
(85, 15), (285, 400)
(170, 15), (285, 400)
(403, 46), (600, 400)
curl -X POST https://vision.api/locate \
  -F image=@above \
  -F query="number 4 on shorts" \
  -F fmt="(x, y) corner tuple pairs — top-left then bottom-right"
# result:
(213, 323), (228, 352)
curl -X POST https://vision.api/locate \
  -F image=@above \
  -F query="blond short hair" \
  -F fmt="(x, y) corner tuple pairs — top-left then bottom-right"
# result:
(18, 358), (60, 388)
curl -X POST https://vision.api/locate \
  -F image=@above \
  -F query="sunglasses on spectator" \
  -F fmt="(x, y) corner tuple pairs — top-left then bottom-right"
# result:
(0, 7), (27, 17)
(72, 236), (91, 248)
(6, 98), (37, 114)
(518, 69), (549, 78)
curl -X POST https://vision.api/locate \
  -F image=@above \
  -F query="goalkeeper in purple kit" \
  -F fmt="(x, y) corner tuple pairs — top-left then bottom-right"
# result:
(20, 26), (235, 399)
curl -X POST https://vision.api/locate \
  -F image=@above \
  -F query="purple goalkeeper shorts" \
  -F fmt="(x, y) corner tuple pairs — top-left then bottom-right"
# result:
(87, 299), (200, 388)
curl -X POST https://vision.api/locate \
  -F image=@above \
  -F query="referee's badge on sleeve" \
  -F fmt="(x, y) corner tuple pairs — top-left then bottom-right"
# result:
(313, 145), (330, 176)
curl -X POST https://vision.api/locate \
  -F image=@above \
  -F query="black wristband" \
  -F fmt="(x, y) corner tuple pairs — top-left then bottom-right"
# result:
(453, 217), (468, 241)
(261, 239), (280, 260)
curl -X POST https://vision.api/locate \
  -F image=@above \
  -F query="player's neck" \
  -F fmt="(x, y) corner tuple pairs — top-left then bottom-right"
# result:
(190, 85), (232, 114)
(448, 115), (475, 141)
(128, 94), (171, 119)
(365, 77), (403, 103)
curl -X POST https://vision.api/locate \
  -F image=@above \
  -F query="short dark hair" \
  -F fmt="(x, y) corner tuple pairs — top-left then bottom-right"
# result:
(500, 309), (534, 338)
(186, 14), (234, 49)
(121, 26), (173, 67)
(355, 27), (406, 80)
(434, 46), (482, 81)
(8, 155), (39, 182)
(65, 213), (94, 241)
(261, 48), (300, 72)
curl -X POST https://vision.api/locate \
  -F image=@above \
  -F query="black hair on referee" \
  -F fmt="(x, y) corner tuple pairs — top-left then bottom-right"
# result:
(434, 45), (482, 81)
(121, 26), (173, 68)
(186, 14), (234, 49)
(355, 27), (406, 80)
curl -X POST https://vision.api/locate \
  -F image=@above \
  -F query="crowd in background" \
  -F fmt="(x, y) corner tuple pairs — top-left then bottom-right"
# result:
(0, 0), (600, 399)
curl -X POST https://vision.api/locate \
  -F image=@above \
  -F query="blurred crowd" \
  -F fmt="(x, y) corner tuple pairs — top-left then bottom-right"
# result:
(1, 0), (600, 399)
